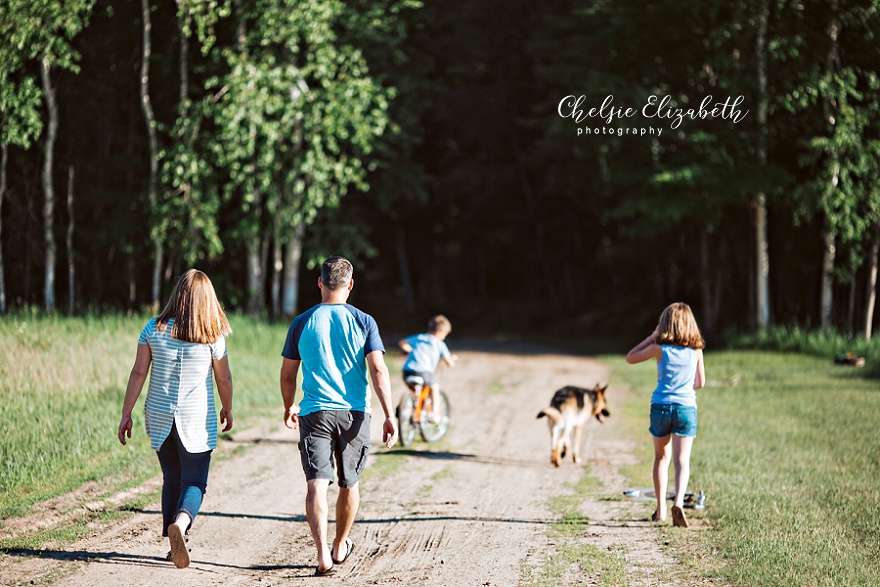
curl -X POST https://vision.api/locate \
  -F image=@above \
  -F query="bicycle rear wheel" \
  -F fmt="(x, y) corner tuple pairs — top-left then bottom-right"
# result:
(418, 390), (451, 443)
(396, 393), (417, 447)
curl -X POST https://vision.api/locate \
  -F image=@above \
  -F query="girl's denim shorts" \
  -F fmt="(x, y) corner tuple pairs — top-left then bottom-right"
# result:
(649, 403), (697, 438)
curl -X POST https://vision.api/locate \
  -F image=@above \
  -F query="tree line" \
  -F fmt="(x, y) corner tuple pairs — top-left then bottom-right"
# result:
(2, 0), (880, 341)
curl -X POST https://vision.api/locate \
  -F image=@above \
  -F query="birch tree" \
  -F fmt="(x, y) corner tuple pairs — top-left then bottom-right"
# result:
(0, 6), (45, 313)
(139, 0), (164, 308)
(0, 0), (94, 312)
(210, 0), (394, 316)
(753, 0), (771, 330)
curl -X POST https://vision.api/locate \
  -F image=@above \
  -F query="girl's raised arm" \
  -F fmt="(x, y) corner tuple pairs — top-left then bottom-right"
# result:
(626, 331), (662, 364)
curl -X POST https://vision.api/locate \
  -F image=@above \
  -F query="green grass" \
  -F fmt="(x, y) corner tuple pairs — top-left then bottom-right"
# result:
(487, 375), (506, 395)
(0, 311), (291, 523)
(521, 471), (627, 587)
(605, 350), (880, 587)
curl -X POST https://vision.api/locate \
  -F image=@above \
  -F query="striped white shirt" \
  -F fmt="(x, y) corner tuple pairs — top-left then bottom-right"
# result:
(138, 318), (227, 452)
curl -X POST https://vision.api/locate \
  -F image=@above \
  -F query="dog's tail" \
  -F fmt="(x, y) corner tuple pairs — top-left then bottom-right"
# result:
(536, 407), (562, 424)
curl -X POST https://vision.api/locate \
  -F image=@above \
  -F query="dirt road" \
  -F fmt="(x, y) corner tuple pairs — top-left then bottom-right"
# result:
(2, 343), (693, 586)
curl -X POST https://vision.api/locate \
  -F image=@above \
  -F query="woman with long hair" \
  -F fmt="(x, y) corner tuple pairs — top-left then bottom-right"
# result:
(118, 269), (234, 568)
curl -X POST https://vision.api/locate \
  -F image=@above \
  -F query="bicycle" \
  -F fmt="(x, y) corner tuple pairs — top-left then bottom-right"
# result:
(396, 374), (451, 446)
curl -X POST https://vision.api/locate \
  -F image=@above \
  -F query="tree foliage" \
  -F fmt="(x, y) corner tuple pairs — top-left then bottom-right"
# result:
(2, 0), (880, 337)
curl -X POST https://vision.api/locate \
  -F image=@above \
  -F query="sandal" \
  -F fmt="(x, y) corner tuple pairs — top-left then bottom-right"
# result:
(315, 565), (337, 576)
(168, 523), (191, 568)
(332, 538), (355, 565)
(671, 505), (689, 528)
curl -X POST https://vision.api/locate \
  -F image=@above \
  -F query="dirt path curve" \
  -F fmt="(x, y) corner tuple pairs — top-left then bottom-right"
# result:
(2, 342), (690, 586)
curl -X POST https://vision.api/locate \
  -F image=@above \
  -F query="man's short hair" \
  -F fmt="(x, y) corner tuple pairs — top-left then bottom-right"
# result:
(321, 256), (354, 290)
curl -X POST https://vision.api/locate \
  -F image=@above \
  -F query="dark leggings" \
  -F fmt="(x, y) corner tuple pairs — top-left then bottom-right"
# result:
(156, 422), (212, 536)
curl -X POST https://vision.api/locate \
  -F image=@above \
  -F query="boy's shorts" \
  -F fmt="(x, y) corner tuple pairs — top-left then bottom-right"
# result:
(402, 369), (436, 388)
(649, 403), (697, 438)
(298, 410), (371, 488)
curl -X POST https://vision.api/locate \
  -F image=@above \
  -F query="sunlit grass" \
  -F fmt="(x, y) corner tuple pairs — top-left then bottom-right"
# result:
(520, 471), (627, 587)
(605, 350), (880, 587)
(0, 311), (291, 519)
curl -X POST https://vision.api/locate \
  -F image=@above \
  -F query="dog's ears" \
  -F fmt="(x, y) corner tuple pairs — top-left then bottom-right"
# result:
(599, 384), (608, 393)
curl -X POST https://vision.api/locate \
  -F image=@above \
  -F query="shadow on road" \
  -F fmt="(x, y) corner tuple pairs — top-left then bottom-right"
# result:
(132, 509), (307, 523)
(372, 448), (551, 468)
(0, 547), (310, 572)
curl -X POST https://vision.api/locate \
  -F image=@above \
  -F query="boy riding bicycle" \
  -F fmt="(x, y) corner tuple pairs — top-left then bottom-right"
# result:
(398, 315), (457, 420)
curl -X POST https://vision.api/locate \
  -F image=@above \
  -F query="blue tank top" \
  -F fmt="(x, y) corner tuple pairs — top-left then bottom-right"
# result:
(651, 345), (698, 407)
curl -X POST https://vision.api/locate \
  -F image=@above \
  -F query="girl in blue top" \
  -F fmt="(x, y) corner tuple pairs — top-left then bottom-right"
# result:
(626, 302), (706, 528)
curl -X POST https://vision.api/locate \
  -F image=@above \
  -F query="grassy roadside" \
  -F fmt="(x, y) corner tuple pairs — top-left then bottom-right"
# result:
(0, 312), (291, 540)
(605, 351), (880, 587)
(0, 310), (404, 553)
(520, 470), (628, 587)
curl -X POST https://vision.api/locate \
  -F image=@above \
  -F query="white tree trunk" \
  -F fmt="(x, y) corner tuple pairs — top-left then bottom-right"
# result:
(271, 213), (283, 318)
(281, 222), (305, 317)
(246, 237), (263, 316)
(176, 0), (189, 112)
(67, 165), (76, 314)
(40, 57), (59, 313)
(820, 227), (836, 329)
(864, 224), (879, 340)
(753, 0), (770, 330)
(820, 2), (841, 330)
(0, 144), (7, 314)
(140, 0), (163, 308)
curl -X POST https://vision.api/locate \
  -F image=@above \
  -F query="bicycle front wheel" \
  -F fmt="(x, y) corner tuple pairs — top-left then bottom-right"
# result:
(396, 393), (417, 447)
(418, 390), (451, 443)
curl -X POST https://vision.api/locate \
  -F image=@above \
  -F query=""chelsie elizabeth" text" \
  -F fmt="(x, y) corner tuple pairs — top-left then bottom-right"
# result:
(558, 94), (749, 130)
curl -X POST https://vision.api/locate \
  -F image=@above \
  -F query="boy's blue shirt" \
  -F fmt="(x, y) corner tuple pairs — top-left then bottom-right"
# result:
(281, 303), (384, 416)
(402, 333), (450, 374)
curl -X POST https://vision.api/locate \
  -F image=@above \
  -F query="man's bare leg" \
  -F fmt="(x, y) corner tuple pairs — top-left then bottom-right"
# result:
(333, 483), (360, 560)
(306, 479), (333, 572)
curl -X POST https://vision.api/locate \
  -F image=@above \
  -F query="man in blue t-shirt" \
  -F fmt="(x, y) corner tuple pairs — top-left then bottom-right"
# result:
(280, 256), (397, 576)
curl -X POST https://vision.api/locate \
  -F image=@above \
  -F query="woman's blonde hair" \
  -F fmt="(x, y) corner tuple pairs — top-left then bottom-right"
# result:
(655, 302), (705, 349)
(157, 269), (232, 344)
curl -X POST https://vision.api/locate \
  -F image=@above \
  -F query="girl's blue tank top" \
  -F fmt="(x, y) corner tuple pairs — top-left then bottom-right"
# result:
(651, 345), (698, 407)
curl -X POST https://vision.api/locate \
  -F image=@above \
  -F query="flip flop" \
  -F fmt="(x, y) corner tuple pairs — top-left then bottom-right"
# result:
(332, 538), (355, 565)
(168, 523), (191, 568)
(315, 565), (337, 576)
(165, 536), (190, 561)
(651, 510), (667, 522)
(671, 505), (689, 528)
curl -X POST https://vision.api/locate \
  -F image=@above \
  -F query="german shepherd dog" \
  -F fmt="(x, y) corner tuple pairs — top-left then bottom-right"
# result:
(536, 385), (609, 467)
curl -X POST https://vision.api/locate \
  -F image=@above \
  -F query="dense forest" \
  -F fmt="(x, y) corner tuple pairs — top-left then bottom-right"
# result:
(2, 0), (880, 341)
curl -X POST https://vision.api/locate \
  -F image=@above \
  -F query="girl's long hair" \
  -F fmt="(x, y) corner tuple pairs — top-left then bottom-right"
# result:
(157, 269), (232, 344)
(655, 302), (705, 349)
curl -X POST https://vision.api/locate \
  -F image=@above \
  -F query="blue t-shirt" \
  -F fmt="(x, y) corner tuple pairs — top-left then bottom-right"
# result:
(281, 304), (385, 416)
(651, 345), (698, 407)
(402, 333), (450, 374)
